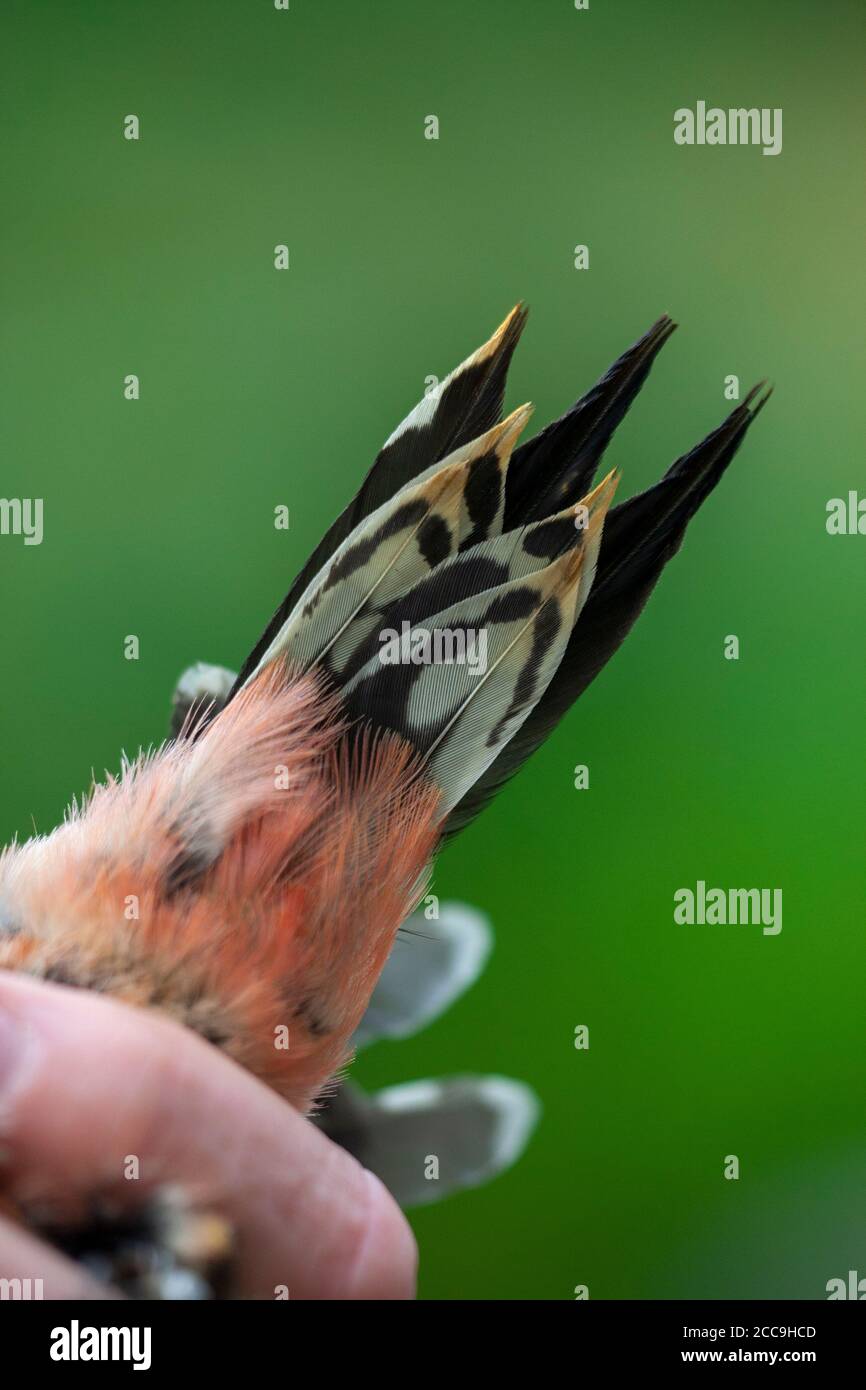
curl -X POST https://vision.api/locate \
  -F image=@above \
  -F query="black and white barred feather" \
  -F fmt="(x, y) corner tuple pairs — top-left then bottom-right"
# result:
(201, 306), (769, 831)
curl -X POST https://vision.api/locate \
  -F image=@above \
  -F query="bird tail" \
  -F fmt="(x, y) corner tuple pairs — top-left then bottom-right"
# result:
(212, 307), (769, 835)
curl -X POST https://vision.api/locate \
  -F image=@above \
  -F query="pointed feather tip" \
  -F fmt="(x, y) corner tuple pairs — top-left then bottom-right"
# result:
(558, 469), (620, 553)
(745, 381), (774, 418)
(583, 474), (620, 551)
(710, 381), (773, 446)
(476, 303), (529, 362)
(455, 403), (534, 470)
(579, 466), (621, 518)
(532, 468), (620, 539)
(640, 313), (678, 354)
(432, 403), (535, 479)
(499, 300), (528, 335)
(496, 401), (534, 451)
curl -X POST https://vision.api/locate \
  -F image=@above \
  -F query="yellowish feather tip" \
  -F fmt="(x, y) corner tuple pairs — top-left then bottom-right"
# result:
(579, 467), (621, 520)
(475, 303), (527, 364)
(496, 401), (534, 452)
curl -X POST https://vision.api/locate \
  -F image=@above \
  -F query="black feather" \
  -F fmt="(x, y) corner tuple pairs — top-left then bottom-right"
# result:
(445, 387), (772, 836)
(503, 315), (677, 529)
(211, 307), (769, 840)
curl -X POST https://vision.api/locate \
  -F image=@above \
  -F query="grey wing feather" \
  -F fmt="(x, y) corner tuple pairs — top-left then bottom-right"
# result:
(316, 1076), (540, 1208)
(352, 902), (492, 1048)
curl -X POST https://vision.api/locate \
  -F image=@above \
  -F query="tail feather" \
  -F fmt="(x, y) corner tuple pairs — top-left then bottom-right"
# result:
(503, 314), (677, 529)
(231, 306), (528, 693)
(329, 471), (618, 686)
(596, 384), (771, 598)
(245, 406), (532, 680)
(340, 542), (601, 816)
(219, 308), (769, 840)
(445, 387), (770, 835)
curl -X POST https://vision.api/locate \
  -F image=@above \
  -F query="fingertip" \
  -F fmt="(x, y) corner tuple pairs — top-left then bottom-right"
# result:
(344, 1169), (417, 1301)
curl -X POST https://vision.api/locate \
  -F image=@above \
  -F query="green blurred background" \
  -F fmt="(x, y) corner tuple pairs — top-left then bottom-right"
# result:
(2, 0), (863, 1299)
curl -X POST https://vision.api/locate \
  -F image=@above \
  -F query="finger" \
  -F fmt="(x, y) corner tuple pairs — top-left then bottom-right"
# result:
(0, 1212), (121, 1299)
(0, 972), (416, 1299)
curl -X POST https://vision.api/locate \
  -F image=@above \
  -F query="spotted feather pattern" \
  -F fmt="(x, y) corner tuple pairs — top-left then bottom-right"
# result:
(230, 305), (528, 694)
(230, 305), (767, 831)
(339, 540), (600, 815)
(246, 406), (532, 680)
(324, 469), (619, 689)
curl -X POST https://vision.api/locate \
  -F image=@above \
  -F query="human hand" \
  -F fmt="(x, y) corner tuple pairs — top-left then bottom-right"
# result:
(0, 972), (417, 1299)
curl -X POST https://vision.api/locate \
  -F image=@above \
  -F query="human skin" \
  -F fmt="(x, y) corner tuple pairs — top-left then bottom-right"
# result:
(0, 972), (417, 1299)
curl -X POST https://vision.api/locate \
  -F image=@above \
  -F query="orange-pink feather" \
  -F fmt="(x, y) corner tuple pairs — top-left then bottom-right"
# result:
(0, 664), (441, 1111)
